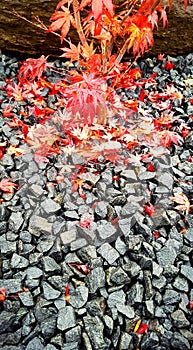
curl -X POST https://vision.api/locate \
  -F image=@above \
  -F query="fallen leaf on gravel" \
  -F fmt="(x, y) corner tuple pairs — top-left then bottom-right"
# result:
(144, 201), (155, 216)
(7, 145), (28, 156)
(136, 323), (148, 334)
(0, 288), (7, 302)
(64, 284), (71, 304)
(68, 263), (89, 275)
(170, 192), (191, 215)
(0, 178), (18, 193)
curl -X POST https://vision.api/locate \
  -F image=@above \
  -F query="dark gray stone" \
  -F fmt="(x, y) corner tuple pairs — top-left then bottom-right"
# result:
(41, 198), (61, 214)
(83, 315), (105, 350)
(180, 265), (193, 283)
(97, 243), (119, 264)
(9, 212), (23, 232)
(156, 246), (177, 266)
(11, 253), (29, 269)
(86, 297), (106, 317)
(0, 221), (7, 234)
(42, 282), (61, 300)
(57, 306), (76, 331)
(0, 311), (15, 333)
(41, 316), (57, 339)
(122, 261), (141, 278)
(69, 286), (89, 308)
(96, 220), (117, 241)
(171, 332), (190, 350)
(42, 256), (61, 274)
(163, 289), (181, 305)
(107, 290), (126, 308)
(77, 245), (97, 262)
(171, 309), (190, 328)
(65, 325), (81, 343)
(87, 267), (105, 293)
(26, 337), (45, 350)
(140, 332), (159, 349)
(19, 291), (34, 307)
(116, 304), (135, 319)
(172, 276), (189, 292)
(110, 267), (131, 285)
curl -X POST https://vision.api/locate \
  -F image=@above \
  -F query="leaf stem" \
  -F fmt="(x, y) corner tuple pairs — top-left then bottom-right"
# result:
(72, 0), (90, 51)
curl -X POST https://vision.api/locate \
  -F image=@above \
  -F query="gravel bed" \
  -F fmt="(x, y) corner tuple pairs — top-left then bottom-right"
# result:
(0, 52), (193, 349)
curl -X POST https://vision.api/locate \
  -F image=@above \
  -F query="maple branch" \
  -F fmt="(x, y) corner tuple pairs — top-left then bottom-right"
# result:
(115, 37), (131, 64)
(72, 0), (90, 51)
(12, 9), (61, 39)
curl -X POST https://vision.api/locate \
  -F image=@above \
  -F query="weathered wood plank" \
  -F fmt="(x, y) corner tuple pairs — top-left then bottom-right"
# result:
(0, 1), (192, 57)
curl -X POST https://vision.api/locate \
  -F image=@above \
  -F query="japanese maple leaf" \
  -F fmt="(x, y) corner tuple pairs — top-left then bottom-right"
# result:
(0, 178), (18, 193)
(154, 111), (176, 129)
(47, 7), (73, 42)
(6, 82), (25, 102)
(170, 192), (191, 215)
(65, 72), (108, 124)
(124, 17), (154, 55)
(25, 124), (60, 150)
(3, 105), (14, 117)
(79, 0), (114, 20)
(159, 130), (183, 147)
(165, 60), (175, 70)
(144, 201), (155, 216)
(18, 56), (48, 83)
(60, 42), (81, 61)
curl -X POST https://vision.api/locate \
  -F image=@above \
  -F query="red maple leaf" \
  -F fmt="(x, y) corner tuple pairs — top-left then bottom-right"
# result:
(136, 323), (148, 334)
(47, 7), (73, 42)
(79, 0), (114, 20)
(165, 60), (175, 70)
(0, 178), (18, 193)
(60, 42), (81, 61)
(18, 56), (48, 83)
(159, 130), (182, 147)
(0, 288), (7, 303)
(64, 284), (71, 304)
(144, 201), (155, 216)
(68, 263), (89, 275)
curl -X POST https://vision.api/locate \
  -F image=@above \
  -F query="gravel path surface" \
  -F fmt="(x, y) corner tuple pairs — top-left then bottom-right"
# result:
(0, 52), (193, 350)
